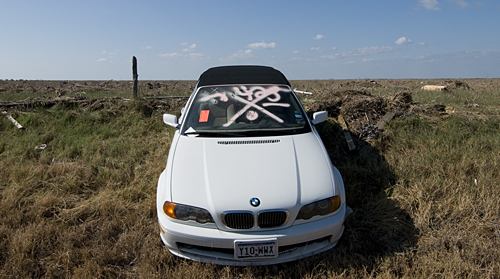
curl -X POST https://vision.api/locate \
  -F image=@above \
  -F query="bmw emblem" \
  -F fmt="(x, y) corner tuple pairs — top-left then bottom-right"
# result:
(250, 197), (260, 207)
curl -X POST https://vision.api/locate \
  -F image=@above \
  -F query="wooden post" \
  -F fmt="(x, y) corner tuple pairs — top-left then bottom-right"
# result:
(132, 56), (138, 99)
(338, 115), (356, 151)
(376, 105), (400, 131)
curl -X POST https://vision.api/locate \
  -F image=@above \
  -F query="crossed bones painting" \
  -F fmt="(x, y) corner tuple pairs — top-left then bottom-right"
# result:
(183, 85), (307, 134)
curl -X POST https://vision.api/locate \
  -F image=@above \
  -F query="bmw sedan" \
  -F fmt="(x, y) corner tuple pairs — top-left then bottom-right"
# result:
(157, 65), (347, 265)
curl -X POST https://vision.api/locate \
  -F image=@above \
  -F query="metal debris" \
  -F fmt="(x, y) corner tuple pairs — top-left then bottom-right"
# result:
(35, 144), (47, 150)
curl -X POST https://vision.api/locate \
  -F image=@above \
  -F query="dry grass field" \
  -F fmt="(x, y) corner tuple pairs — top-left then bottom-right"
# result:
(1, 78), (499, 278)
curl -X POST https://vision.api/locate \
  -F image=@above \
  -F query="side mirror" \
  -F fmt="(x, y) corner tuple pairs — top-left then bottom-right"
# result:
(311, 111), (328, 125)
(163, 114), (179, 128)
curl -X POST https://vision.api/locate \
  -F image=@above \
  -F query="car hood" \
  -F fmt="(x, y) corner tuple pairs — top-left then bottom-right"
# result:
(168, 132), (336, 216)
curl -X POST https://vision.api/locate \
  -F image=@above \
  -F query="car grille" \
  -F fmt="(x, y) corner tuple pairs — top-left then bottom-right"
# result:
(258, 211), (288, 228)
(221, 210), (289, 229)
(222, 212), (254, 229)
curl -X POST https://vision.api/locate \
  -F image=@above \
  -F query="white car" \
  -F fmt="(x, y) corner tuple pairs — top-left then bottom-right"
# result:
(157, 65), (347, 265)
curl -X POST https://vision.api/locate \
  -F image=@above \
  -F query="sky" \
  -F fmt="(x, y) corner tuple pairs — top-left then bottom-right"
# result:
(1, 0), (499, 80)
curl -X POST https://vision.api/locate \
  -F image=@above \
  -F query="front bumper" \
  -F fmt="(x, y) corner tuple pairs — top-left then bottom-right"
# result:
(158, 203), (346, 266)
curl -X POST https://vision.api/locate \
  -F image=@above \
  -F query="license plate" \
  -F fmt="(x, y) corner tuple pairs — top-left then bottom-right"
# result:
(234, 239), (278, 259)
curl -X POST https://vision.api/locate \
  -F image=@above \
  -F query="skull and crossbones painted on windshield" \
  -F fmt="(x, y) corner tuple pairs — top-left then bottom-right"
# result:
(198, 85), (291, 127)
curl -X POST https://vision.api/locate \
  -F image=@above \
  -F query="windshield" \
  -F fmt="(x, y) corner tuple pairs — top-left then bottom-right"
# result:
(181, 85), (312, 137)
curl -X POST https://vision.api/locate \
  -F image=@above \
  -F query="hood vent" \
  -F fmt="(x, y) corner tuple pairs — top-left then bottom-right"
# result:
(218, 139), (280, 145)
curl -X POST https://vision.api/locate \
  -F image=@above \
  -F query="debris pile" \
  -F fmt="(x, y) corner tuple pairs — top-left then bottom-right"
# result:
(421, 85), (448, 91)
(338, 80), (384, 89)
(303, 89), (447, 141)
(445, 80), (470, 90)
(0, 79), (471, 142)
(420, 80), (471, 92)
(0, 80), (196, 97)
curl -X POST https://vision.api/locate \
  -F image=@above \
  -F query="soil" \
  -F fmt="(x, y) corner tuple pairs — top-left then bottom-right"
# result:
(1, 78), (498, 140)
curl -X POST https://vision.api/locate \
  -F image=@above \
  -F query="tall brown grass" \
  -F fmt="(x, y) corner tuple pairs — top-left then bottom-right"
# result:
(1, 80), (499, 278)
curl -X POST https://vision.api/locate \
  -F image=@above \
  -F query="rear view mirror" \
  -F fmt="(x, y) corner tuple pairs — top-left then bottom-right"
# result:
(163, 114), (179, 128)
(311, 111), (328, 125)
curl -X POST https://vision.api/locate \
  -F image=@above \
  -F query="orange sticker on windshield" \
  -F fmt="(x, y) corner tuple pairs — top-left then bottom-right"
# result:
(199, 110), (210, 122)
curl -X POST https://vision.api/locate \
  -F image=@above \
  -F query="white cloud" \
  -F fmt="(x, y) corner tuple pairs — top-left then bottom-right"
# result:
(159, 43), (206, 60)
(247, 42), (276, 49)
(97, 50), (117, 63)
(313, 34), (325, 40)
(311, 46), (335, 52)
(395, 37), (413, 45)
(142, 46), (152, 50)
(158, 52), (187, 58)
(100, 51), (117, 56)
(321, 55), (338, 60)
(418, 42), (427, 46)
(419, 0), (441, 10)
(159, 53), (181, 58)
(320, 46), (391, 60)
(182, 43), (197, 52)
(414, 54), (430, 60)
(227, 49), (256, 59)
(341, 46), (393, 57)
(481, 49), (500, 55)
(292, 50), (299, 54)
(449, 0), (469, 8)
(310, 47), (324, 52)
(188, 53), (204, 58)
(159, 52), (205, 60)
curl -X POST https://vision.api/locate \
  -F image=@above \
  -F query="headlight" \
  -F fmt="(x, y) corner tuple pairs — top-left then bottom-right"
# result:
(163, 201), (214, 224)
(296, 195), (341, 220)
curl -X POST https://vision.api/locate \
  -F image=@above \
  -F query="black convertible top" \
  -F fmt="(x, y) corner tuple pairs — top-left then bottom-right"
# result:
(197, 65), (291, 87)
